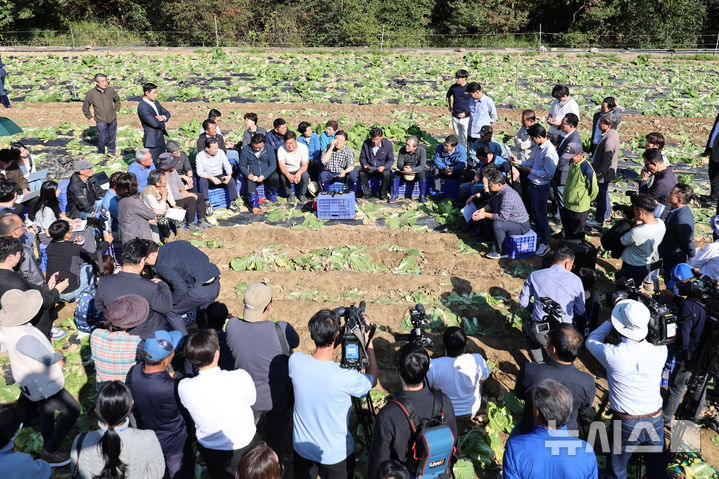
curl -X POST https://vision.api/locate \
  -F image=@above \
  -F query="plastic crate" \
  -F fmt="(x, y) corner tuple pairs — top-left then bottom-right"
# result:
(328, 182), (346, 193)
(317, 192), (356, 219)
(58, 179), (70, 213)
(505, 230), (537, 258)
(426, 173), (459, 199)
(236, 174), (266, 198)
(397, 180), (421, 199)
(207, 187), (232, 209)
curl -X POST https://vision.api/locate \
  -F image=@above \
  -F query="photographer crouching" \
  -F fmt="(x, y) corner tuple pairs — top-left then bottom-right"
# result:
(289, 308), (378, 479)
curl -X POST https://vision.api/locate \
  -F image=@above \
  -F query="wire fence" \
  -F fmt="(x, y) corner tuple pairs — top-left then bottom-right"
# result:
(1, 26), (719, 53)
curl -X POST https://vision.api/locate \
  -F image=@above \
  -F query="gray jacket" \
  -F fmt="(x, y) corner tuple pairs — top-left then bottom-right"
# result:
(592, 129), (620, 182)
(20, 236), (45, 286)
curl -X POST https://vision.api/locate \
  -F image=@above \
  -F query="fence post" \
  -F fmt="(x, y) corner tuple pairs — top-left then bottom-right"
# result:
(515, 60), (519, 109)
(714, 32), (719, 55)
(539, 24), (542, 53)
(67, 49), (78, 100)
(214, 15), (220, 48)
(70, 26), (76, 50)
(380, 25), (385, 51)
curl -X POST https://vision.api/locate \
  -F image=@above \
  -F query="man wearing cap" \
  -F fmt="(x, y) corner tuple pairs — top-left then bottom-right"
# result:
(552, 113), (582, 222)
(128, 329), (194, 479)
(446, 69), (471, 149)
(128, 148), (157, 192)
(659, 264), (708, 425)
(145, 240), (221, 337)
(467, 125), (507, 170)
(166, 140), (194, 190)
(0, 289), (80, 466)
(225, 282), (299, 460)
(158, 153), (212, 231)
(586, 300), (668, 479)
(94, 239), (173, 338)
(66, 160), (105, 219)
(90, 294), (147, 386)
(691, 215), (719, 280)
(658, 184), (695, 281)
(390, 136), (427, 204)
(561, 142), (597, 240)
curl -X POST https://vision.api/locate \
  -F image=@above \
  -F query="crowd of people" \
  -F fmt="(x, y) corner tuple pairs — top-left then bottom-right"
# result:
(0, 65), (718, 479)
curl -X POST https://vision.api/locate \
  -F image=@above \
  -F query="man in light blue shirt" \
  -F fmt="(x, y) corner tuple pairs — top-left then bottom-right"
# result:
(466, 83), (497, 143)
(128, 148), (156, 191)
(513, 124), (558, 255)
(519, 245), (585, 363)
(290, 309), (378, 479)
(586, 299), (667, 479)
(502, 378), (597, 479)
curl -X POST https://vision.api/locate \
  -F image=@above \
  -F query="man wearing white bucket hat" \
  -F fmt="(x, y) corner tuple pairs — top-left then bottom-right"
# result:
(585, 299), (668, 479)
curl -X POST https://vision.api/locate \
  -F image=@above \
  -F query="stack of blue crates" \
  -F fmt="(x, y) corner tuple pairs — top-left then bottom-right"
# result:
(426, 173), (459, 199)
(317, 192), (356, 219)
(505, 230), (537, 258)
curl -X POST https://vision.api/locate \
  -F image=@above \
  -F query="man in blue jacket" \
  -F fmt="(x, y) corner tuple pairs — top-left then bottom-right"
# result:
(137, 83), (171, 161)
(239, 134), (279, 213)
(359, 127), (394, 200)
(432, 135), (466, 194)
(659, 184), (695, 280)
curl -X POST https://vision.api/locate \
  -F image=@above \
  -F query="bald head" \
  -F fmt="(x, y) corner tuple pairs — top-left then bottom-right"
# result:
(0, 214), (23, 239)
(547, 323), (581, 363)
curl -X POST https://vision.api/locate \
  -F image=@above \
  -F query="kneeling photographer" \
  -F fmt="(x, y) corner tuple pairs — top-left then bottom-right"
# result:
(659, 264), (708, 424)
(289, 307), (377, 479)
(616, 194), (666, 289)
(519, 245), (586, 363)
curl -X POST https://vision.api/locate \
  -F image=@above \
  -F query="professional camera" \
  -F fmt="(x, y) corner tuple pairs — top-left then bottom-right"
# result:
(607, 278), (677, 346)
(531, 297), (563, 335)
(333, 301), (376, 370)
(676, 270), (719, 320)
(394, 303), (432, 348)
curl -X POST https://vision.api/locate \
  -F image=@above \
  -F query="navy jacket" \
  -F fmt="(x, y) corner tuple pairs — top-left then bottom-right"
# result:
(265, 129), (291, 152)
(659, 205), (695, 261)
(239, 145), (277, 179)
(153, 240), (220, 304)
(591, 109), (622, 146)
(705, 112), (719, 164)
(639, 166), (678, 207)
(553, 129), (582, 186)
(138, 99), (171, 148)
(359, 138), (395, 170)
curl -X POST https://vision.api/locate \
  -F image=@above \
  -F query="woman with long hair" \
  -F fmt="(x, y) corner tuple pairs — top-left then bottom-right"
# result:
(10, 141), (34, 178)
(29, 180), (83, 243)
(70, 381), (165, 479)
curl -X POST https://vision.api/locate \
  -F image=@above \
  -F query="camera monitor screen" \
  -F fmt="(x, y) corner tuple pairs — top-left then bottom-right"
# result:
(345, 344), (359, 359)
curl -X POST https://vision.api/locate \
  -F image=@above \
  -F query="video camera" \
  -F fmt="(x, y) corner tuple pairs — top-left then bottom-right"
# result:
(607, 278), (677, 346)
(532, 297), (563, 334)
(676, 270), (719, 320)
(394, 303), (432, 348)
(333, 301), (376, 370)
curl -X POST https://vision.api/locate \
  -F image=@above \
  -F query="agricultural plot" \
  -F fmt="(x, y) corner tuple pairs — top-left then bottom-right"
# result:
(1, 50), (719, 477)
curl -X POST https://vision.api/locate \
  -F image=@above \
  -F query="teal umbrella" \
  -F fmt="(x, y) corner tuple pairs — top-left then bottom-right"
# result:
(0, 117), (22, 136)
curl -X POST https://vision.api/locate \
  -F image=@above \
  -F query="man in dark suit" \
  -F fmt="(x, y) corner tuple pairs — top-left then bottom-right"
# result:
(704, 111), (719, 203)
(552, 113), (582, 222)
(137, 82), (171, 161)
(145, 240), (221, 337)
(94, 238), (174, 338)
(659, 184), (695, 281)
(514, 323), (595, 436)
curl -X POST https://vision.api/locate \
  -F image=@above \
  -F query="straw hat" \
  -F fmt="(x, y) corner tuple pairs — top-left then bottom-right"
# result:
(307, 181), (320, 197)
(0, 289), (43, 327)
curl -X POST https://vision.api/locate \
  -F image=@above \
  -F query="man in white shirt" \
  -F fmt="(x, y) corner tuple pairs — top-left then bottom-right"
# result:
(617, 194), (666, 288)
(426, 326), (490, 434)
(586, 299), (668, 479)
(547, 84), (580, 137)
(277, 131), (310, 203)
(178, 329), (257, 479)
(195, 138), (238, 212)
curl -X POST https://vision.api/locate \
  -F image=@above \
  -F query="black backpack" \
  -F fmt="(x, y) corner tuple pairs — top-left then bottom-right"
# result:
(600, 219), (632, 259)
(390, 389), (456, 479)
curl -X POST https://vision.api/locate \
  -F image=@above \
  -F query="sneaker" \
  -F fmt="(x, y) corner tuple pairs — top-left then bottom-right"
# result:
(586, 219), (603, 228)
(228, 203), (239, 212)
(536, 243), (550, 256)
(485, 251), (507, 260)
(188, 222), (205, 233)
(41, 450), (71, 467)
(199, 218), (215, 228)
(50, 327), (66, 341)
(287, 194), (297, 204)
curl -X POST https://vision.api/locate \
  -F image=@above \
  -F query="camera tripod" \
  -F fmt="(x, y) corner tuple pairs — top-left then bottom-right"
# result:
(352, 392), (377, 448)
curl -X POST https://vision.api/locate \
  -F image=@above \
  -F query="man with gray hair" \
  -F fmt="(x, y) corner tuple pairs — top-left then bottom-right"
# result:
(502, 378), (597, 478)
(166, 140), (194, 190)
(81, 73), (121, 156)
(389, 136), (427, 204)
(128, 148), (156, 191)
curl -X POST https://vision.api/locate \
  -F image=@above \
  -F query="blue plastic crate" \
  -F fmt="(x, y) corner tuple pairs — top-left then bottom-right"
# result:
(397, 180), (421, 199)
(207, 187), (232, 209)
(317, 192), (356, 219)
(328, 182), (345, 193)
(505, 230), (537, 258)
(426, 173), (459, 199)
(58, 179), (70, 214)
(236, 174), (266, 198)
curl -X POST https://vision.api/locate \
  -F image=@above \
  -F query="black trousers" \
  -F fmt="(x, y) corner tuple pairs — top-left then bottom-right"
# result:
(560, 208), (589, 240)
(199, 438), (257, 479)
(17, 388), (80, 453)
(255, 405), (292, 463)
(359, 168), (391, 197)
(294, 452), (355, 479)
(174, 195), (207, 223)
(245, 171), (279, 195)
(709, 161), (719, 201)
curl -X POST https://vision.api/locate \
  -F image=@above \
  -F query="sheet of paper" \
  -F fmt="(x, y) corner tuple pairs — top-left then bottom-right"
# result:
(72, 220), (87, 232)
(461, 203), (477, 222)
(165, 208), (187, 222)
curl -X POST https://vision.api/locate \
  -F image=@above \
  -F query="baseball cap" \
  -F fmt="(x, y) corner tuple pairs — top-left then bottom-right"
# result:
(667, 263), (694, 289)
(243, 282), (272, 322)
(143, 330), (183, 361)
(479, 125), (493, 137)
(74, 160), (94, 172)
(561, 142), (584, 160)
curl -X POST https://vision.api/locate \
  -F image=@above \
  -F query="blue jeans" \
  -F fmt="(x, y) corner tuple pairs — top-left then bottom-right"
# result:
(96, 119), (117, 155)
(607, 414), (666, 479)
(528, 183), (551, 246)
(60, 263), (93, 302)
(596, 181), (611, 222)
(77, 199), (104, 219)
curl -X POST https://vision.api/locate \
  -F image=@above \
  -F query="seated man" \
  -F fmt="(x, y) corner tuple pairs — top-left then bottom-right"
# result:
(502, 379), (597, 478)
(94, 238), (173, 338)
(319, 120), (338, 152)
(389, 136), (427, 204)
(519, 245), (585, 363)
(145, 240), (221, 337)
(359, 127), (394, 200)
(0, 149), (29, 216)
(195, 138), (239, 212)
(197, 118), (237, 162)
(432, 134), (466, 194)
(157, 153), (212, 231)
(460, 146), (514, 204)
(166, 140), (194, 191)
(297, 121), (322, 179)
(0, 212), (46, 287)
(66, 160), (105, 220)
(426, 327), (490, 435)
(467, 125), (506, 170)
(238, 133), (280, 213)
(277, 131), (310, 203)
(468, 168), (530, 260)
(128, 148), (156, 192)
(319, 131), (358, 192)
(265, 118), (290, 152)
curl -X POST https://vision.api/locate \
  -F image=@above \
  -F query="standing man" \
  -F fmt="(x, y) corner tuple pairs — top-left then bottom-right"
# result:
(446, 69), (471, 149)
(561, 143), (597, 240)
(82, 73), (121, 156)
(552, 113), (582, 221)
(145, 240), (221, 337)
(617, 194), (666, 288)
(466, 83), (497, 145)
(586, 300), (668, 479)
(277, 131), (310, 203)
(638, 148), (678, 210)
(658, 184), (695, 281)
(547, 84), (580, 137)
(138, 82), (171, 162)
(0, 55), (9, 108)
(290, 309), (377, 479)
(359, 127), (394, 200)
(588, 111), (620, 227)
(704, 109), (719, 204)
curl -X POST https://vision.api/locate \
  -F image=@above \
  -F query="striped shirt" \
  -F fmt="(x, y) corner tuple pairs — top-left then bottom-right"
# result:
(90, 329), (141, 384)
(323, 145), (355, 174)
(488, 184), (529, 224)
